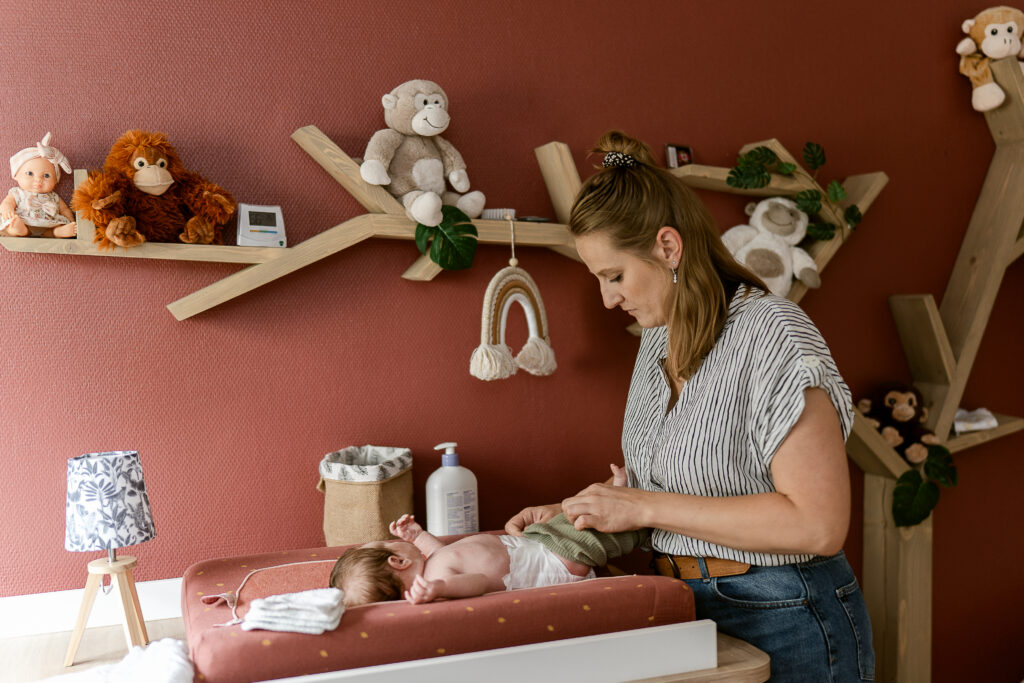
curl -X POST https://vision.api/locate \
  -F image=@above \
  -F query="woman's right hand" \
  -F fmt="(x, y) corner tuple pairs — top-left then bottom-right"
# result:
(504, 503), (561, 536)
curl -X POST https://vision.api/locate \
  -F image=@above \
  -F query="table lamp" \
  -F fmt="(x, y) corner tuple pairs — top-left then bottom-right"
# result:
(63, 450), (156, 667)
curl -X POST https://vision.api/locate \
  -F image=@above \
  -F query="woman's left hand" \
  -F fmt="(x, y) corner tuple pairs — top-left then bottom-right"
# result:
(561, 483), (648, 533)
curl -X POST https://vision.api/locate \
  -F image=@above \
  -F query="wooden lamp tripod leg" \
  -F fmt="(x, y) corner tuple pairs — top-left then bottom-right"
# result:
(64, 572), (102, 667)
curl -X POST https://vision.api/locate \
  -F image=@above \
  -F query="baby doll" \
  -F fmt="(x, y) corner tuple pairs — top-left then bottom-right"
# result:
(330, 465), (648, 607)
(0, 132), (76, 238)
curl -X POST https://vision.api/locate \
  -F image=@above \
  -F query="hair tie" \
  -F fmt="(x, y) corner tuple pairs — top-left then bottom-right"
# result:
(602, 151), (636, 168)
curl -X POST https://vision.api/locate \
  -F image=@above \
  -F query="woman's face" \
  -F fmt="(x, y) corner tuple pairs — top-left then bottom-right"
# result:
(575, 231), (672, 328)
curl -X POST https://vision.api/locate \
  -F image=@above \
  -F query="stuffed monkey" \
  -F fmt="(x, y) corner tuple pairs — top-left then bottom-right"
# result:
(857, 383), (940, 465)
(721, 197), (819, 298)
(360, 79), (485, 227)
(956, 5), (1024, 111)
(71, 130), (235, 249)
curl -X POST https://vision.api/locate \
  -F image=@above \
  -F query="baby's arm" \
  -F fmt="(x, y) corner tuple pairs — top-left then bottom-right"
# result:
(405, 572), (491, 605)
(57, 196), (75, 222)
(389, 514), (444, 558)
(0, 192), (16, 221)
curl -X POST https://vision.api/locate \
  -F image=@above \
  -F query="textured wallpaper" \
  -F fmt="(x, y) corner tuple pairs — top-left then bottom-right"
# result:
(0, 3), (1022, 679)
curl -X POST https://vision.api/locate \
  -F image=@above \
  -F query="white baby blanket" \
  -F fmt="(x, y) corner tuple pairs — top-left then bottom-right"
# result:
(240, 587), (344, 635)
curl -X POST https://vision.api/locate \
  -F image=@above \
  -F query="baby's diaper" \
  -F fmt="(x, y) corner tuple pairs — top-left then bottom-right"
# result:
(500, 535), (594, 590)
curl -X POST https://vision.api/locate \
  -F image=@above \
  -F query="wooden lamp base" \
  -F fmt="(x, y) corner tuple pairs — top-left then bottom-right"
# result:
(64, 555), (149, 667)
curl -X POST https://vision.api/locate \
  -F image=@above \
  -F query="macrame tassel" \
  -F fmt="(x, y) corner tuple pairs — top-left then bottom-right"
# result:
(470, 343), (517, 381)
(515, 336), (557, 376)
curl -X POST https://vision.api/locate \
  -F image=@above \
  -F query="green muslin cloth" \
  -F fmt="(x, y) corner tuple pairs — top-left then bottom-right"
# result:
(523, 513), (649, 566)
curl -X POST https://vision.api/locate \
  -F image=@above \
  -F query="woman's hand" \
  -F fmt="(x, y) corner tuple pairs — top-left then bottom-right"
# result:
(562, 483), (648, 533)
(504, 503), (561, 536)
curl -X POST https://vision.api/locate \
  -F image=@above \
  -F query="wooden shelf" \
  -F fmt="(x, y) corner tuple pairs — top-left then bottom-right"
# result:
(0, 130), (579, 319)
(945, 413), (1024, 454)
(0, 169), (287, 264)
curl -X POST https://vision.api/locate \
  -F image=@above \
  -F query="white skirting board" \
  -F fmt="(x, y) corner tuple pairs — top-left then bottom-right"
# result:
(276, 620), (718, 683)
(0, 577), (183, 639)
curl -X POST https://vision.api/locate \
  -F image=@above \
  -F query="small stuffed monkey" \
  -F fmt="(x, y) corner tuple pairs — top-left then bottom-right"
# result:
(721, 197), (819, 298)
(857, 383), (940, 465)
(361, 79), (485, 227)
(956, 5), (1024, 111)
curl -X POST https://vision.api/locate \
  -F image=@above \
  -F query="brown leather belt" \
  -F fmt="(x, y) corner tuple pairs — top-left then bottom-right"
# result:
(653, 554), (751, 580)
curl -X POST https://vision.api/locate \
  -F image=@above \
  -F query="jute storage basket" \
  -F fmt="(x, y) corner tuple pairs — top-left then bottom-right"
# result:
(316, 445), (414, 546)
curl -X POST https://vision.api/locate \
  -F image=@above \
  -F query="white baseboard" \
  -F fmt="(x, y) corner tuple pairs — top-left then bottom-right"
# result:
(0, 577), (183, 639)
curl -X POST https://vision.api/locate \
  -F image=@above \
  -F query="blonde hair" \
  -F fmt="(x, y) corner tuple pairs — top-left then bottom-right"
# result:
(329, 547), (405, 607)
(569, 131), (765, 381)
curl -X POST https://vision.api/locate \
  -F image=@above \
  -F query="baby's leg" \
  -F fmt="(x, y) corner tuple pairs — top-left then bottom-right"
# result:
(50, 222), (76, 238)
(2, 217), (29, 237)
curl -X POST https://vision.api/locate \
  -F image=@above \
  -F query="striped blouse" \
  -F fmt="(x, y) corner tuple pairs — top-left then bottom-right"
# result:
(621, 286), (854, 566)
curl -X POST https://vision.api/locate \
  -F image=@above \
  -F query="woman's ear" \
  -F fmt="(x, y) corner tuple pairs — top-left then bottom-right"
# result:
(653, 226), (683, 266)
(387, 555), (411, 570)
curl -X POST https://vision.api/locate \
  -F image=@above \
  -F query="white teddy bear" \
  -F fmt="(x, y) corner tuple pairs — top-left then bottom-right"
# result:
(721, 196), (820, 298)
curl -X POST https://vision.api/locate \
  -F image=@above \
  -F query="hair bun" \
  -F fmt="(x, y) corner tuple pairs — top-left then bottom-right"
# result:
(592, 130), (656, 166)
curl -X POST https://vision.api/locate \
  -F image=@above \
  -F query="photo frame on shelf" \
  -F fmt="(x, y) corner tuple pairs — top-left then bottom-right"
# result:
(665, 143), (694, 168)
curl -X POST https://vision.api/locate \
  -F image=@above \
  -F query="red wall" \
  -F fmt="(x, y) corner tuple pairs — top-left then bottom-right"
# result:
(0, 1), (1020, 679)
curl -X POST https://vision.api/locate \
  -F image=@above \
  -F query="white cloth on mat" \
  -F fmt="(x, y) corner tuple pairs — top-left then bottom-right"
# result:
(241, 587), (344, 634)
(37, 638), (193, 683)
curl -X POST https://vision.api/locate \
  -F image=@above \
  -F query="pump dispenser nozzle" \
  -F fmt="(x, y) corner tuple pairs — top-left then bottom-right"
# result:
(433, 442), (459, 466)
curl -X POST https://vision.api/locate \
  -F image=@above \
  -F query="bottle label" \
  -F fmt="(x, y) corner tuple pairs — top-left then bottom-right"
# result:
(444, 489), (478, 533)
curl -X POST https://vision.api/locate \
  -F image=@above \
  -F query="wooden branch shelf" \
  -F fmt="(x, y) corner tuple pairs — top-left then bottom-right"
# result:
(0, 129), (579, 320)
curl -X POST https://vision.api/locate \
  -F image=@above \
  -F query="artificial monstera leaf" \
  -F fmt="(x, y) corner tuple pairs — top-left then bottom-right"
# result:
(892, 469), (941, 527)
(806, 222), (837, 241)
(795, 189), (822, 215)
(844, 204), (863, 229)
(802, 142), (826, 171)
(415, 205), (478, 270)
(923, 446), (958, 488)
(826, 179), (847, 202)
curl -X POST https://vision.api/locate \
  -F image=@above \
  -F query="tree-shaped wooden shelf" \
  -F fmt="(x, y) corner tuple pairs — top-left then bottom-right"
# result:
(842, 56), (1024, 683)
(0, 127), (579, 320)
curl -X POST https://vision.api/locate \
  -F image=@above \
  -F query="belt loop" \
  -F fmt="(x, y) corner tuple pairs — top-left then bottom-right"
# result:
(696, 557), (711, 583)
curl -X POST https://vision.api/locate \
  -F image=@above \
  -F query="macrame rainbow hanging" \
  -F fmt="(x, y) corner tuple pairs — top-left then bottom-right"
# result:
(469, 217), (556, 381)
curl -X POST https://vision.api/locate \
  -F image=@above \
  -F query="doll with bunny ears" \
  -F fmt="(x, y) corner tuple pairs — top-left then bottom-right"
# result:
(0, 132), (76, 238)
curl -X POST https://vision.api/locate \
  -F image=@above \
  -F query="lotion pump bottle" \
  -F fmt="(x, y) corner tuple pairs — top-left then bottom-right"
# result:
(425, 442), (479, 536)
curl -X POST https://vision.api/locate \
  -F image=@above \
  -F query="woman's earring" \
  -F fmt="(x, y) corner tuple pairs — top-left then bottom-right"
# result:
(672, 262), (678, 284)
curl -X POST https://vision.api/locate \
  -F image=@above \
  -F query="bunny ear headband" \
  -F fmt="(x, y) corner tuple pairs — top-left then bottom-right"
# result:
(10, 132), (72, 181)
(469, 216), (557, 381)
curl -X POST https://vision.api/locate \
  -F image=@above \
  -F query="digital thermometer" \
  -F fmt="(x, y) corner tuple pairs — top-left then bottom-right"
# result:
(236, 203), (286, 247)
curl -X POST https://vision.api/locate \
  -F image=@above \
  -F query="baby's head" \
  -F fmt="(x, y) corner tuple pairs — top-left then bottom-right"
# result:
(10, 132), (71, 193)
(329, 540), (422, 607)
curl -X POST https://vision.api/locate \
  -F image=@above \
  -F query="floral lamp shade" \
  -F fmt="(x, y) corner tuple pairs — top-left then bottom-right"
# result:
(65, 451), (156, 552)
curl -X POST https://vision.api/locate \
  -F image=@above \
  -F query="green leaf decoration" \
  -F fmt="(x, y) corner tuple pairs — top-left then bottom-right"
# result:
(923, 446), (958, 487)
(844, 204), (863, 229)
(794, 189), (822, 215)
(415, 205), (478, 270)
(892, 469), (941, 527)
(826, 179), (847, 202)
(414, 223), (432, 255)
(806, 222), (836, 241)
(802, 142), (826, 171)
(776, 162), (797, 175)
(743, 146), (777, 166)
(727, 166), (770, 189)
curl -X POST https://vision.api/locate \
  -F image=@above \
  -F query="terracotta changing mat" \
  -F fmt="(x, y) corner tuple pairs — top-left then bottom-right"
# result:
(183, 542), (696, 683)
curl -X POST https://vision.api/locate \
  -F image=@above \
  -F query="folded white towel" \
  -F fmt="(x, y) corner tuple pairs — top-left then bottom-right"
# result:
(954, 407), (998, 434)
(240, 587), (344, 635)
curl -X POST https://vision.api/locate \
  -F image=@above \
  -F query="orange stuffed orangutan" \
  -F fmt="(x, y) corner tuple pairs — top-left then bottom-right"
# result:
(72, 130), (235, 249)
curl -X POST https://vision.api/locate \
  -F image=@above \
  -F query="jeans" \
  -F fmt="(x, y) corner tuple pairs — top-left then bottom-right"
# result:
(684, 551), (874, 682)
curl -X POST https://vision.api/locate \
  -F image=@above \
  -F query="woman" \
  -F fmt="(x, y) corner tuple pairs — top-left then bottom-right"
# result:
(506, 132), (874, 682)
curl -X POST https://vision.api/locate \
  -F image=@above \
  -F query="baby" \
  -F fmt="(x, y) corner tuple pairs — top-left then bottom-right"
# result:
(330, 465), (647, 606)
(1, 132), (76, 238)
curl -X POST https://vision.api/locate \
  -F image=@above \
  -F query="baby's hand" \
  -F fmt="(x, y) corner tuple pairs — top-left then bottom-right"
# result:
(610, 463), (628, 487)
(389, 514), (423, 542)
(404, 574), (442, 604)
